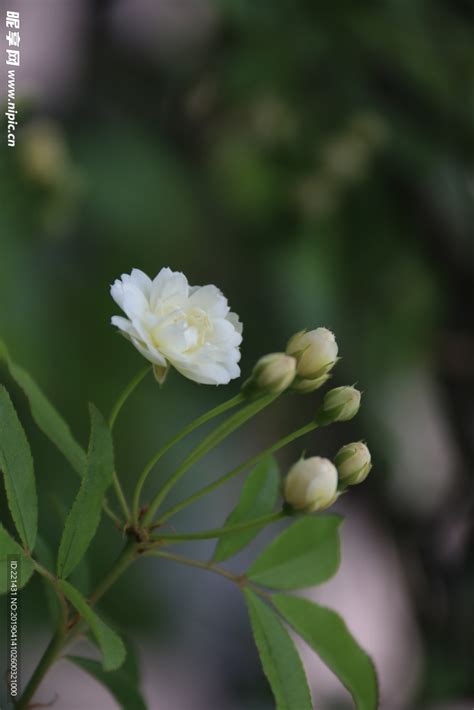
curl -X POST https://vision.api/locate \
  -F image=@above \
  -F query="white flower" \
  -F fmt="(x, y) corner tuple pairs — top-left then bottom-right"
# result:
(110, 268), (243, 385)
(284, 456), (339, 512)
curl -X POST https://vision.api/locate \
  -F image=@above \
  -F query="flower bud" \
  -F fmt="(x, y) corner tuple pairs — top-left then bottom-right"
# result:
(243, 353), (296, 396)
(284, 456), (339, 513)
(291, 373), (331, 394)
(321, 386), (361, 422)
(287, 327), (338, 380)
(335, 442), (372, 486)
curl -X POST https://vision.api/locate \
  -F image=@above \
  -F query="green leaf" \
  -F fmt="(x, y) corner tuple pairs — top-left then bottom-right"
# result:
(0, 341), (86, 477)
(244, 590), (312, 710)
(57, 405), (114, 579)
(0, 386), (37, 550)
(213, 456), (280, 562)
(274, 595), (378, 710)
(247, 515), (341, 590)
(68, 649), (146, 710)
(59, 580), (126, 671)
(0, 524), (35, 594)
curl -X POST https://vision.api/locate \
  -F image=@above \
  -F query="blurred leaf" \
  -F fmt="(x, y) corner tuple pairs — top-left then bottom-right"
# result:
(57, 405), (114, 579)
(59, 579), (126, 671)
(274, 594), (378, 710)
(68, 647), (146, 710)
(0, 385), (37, 551)
(0, 340), (86, 477)
(247, 516), (341, 590)
(0, 524), (35, 594)
(213, 456), (280, 562)
(244, 590), (312, 710)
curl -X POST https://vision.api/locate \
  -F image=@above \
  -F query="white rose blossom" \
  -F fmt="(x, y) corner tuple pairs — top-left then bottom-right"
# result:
(110, 268), (243, 385)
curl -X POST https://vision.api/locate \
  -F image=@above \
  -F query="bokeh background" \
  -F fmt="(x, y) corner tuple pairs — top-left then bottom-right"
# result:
(1, 1), (474, 708)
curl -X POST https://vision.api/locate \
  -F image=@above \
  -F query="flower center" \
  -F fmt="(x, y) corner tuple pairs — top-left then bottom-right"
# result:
(183, 308), (213, 351)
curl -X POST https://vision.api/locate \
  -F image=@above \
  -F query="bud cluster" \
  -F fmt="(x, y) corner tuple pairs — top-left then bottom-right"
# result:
(283, 441), (372, 514)
(243, 324), (372, 514)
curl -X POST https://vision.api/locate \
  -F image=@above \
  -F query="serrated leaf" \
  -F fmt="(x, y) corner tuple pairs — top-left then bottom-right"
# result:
(274, 595), (378, 710)
(68, 649), (146, 710)
(0, 341), (86, 477)
(244, 590), (312, 710)
(0, 524), (35, 594)
(247, 516), (341, 590)
(213, 456), (280, 562)
(59, 580), (126, 671)
(0, 386), (37, 550)
(57, 405), (114, 579)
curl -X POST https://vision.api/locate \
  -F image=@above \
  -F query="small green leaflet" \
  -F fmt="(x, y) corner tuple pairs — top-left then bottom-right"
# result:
(213, 456), (280, 562)
(274, 594), (378, 710)
(57, 405), (114, 579)
(0, 341), (86, 477)
(68, 649), (146, 710)
(59, 580), (126, 671)
(244, 590), (312, 710)
(0, 386), (37, 551)
(247, 515), (341, 590)
(0, 524), (35, 594)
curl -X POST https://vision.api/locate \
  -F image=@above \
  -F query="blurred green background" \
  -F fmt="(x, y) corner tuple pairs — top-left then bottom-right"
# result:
(1, 1), (473, 708)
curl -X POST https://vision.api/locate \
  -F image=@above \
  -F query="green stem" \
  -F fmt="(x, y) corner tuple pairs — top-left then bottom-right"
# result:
(148, 549), (240, 584)
(88, 540), (138, 606)
(159, 420), (318, 523)
(108, 366), (151, 522)
(147, 550), (273, 602)
(152, 511), (285, 543)
(31, 560), (69, 627)
(16, 542), (138, 708)
(108, 365), (151, 431)
(142, 394), (277, 526)
(132, 393), (244, 524)
(102, 498), (123, 527)
(16, 629), (66, 710)
(112, 472), (131, 523)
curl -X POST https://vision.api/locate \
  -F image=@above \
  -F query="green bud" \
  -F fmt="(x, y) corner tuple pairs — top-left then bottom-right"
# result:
(243, 353), (296, 396)
(284, 456), (339, 513)
(287, 327), (338, 380)
(335, 441), (372, 486)
(320, 386), (361, 422)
